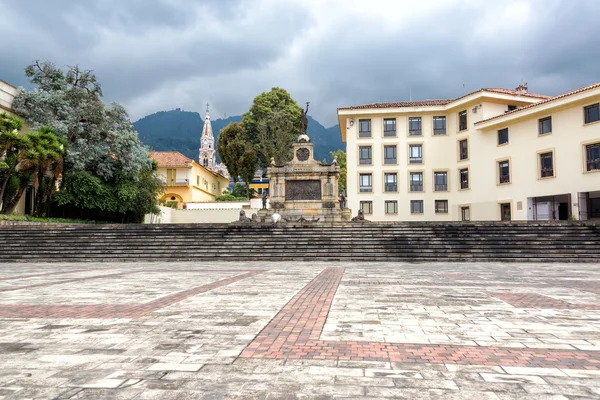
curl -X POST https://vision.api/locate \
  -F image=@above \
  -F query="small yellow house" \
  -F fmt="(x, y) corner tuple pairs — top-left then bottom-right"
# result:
(150, 151), (229, 208)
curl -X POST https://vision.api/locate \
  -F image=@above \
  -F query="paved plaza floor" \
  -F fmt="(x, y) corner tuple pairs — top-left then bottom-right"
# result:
(0, 261), (599, 399)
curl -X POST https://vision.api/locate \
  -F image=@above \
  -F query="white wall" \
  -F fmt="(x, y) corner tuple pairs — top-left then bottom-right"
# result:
(145, 207), (261, 224)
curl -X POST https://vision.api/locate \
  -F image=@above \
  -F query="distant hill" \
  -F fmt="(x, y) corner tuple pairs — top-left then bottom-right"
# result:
(133, 109), (344, 163)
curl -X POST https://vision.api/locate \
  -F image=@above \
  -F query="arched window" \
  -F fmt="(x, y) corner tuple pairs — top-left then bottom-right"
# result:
(204, 158), (208, 167)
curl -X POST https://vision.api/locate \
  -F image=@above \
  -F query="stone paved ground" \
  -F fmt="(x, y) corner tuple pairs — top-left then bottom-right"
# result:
(0, 261), (599, 399)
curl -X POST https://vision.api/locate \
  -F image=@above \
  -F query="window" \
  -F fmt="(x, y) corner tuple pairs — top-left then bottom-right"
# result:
(360, 201), (373, 215)
(383, 118), (396, 137)
(584, 103), (600, 124)
(359, 146), (372, 165)
(433, 116), (446, 135)
(196, 175), (200, 186)
(508, 105), (518, 111)
(359, 173), (372, 192)
(409, 172), (423, 192)
(459, 139), (468, 160)
(409, 117), (422, 136)
(384, 173), (397, 192)
(585, 143), (600, 171)
(409, 144), (422, 164)
(540, 152), (554, 178)
(435, 200), (448, 214)
(384, 145), (397, 164)
(458, 110), (467, 131)
(539, 117), (552, 135)
(460, 168), (469, 189)
(258, 188), (263, 194)
(434, 171), (448, 191)
(385, 200), (398, 214)
(498, 160), (510, 184)
(359, 119), (371, 137)
(410, 200), (423, 214)
(498, 128), (509, 145)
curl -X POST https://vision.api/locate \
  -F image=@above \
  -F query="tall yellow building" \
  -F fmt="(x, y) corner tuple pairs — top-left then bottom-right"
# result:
(338, 83), (600, 221)
(150, 152), (229, 208)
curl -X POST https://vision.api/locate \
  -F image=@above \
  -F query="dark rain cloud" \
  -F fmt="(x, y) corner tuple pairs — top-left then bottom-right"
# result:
(0, 0), (598, 126)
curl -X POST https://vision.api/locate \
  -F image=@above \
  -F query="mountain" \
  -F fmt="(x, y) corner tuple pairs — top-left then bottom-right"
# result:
(133, 109), (344, 163)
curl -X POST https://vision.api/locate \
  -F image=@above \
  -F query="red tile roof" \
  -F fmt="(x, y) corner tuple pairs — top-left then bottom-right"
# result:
(150, 152), (192, 168)
(477, 82), (600, 125)
(338, 88), (551, 111)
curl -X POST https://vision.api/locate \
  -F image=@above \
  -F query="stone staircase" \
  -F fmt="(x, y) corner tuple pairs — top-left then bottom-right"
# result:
(0, 222), (599, 263)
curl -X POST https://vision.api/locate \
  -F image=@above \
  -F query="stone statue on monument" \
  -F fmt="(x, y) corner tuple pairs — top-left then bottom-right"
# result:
(262, 190), (268, 210)
(300, 102), (309, 135)
(339, 189), (347, 210)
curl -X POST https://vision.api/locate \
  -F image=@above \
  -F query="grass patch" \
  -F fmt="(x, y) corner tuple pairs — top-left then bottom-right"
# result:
(0, 214), (100, 224)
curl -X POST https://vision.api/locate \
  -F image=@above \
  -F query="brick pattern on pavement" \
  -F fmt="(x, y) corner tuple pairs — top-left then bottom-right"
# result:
(0, 271), (262, 318)
(241, 267), (600, 369)
(0, 268), (95, 281)
(493, 292), (600, 310)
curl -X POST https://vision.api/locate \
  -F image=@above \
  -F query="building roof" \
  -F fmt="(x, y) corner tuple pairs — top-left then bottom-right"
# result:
(337, 88), (550, 111)
(150, 151), (192, 168)
(476, 82), (600, 125)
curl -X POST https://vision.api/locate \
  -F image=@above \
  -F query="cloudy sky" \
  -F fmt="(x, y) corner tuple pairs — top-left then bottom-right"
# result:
(1, 0), (599, 127)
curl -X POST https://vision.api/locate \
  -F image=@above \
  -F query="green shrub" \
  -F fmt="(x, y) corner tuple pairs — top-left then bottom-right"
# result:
(165, 201), (179, 209)
(215, 194), (249, 202)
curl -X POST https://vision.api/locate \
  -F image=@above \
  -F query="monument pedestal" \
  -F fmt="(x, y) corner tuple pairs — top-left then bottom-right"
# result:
(267, 133), (345, 223)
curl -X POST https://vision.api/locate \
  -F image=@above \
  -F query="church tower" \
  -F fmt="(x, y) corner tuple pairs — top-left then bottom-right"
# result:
(199, 103), (216, 170)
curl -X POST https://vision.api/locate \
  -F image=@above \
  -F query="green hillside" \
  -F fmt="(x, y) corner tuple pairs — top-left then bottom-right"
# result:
(133, 109), (344, 163)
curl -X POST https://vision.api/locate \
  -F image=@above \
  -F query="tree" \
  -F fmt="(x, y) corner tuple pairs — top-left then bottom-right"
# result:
(238, 145), (258, 199)
(217, 122), (246, 182)
(21, 127), (65, 217)
(12, 61), (152, 180)
(330, 149), (347, 194)
(242, 87), (303, 167)
(11, 60), (162, 221)
(0, 113), (29, 208)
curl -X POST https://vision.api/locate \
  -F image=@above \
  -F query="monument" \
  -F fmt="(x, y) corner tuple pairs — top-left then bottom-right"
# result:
(265, 103), (351, 223)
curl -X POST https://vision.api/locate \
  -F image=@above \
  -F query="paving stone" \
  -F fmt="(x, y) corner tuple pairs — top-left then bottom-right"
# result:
(1, 261), (599, 398)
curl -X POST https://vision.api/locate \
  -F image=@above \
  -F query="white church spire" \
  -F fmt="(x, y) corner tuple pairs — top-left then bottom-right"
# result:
(199, 103), (216, 170)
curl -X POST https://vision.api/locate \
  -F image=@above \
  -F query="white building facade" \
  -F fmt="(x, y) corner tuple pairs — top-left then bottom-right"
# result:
(337, 83), (600, 221)
(199, 104), (217, 170)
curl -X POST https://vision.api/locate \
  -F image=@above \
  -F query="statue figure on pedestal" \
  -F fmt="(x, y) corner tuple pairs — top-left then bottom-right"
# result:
(262, 191), (268, 210)
(339, 189), (347, 209)
(300, 102), (309, 135)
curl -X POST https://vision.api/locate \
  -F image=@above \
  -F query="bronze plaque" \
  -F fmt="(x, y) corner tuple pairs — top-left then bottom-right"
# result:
(286, 180), (321, 201)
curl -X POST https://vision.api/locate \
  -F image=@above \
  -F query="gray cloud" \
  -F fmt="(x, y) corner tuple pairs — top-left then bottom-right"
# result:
(0, 0), (598, 127)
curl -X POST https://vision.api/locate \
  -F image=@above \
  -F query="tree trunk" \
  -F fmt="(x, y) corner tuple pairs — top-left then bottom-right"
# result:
(0, 164), (18, 210)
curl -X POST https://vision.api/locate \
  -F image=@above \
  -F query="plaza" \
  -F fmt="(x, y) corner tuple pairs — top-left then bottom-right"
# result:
(0, 261), (599, 399)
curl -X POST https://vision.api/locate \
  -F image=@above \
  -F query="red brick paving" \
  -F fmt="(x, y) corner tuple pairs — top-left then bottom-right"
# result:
(0, 271), (263, 319)
(493, 293), (600, 310)
(241, 267), (600, 369)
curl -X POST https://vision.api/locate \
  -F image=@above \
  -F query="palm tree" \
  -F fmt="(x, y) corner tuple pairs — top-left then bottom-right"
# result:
(0, 113), (30, 210)
(18, 127), (65, 217)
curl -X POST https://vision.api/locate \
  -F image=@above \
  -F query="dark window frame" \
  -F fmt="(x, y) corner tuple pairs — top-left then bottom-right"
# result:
(498, 160), (510, 184)
(359, 146), (372, 165)
(384, 173), (397, 192)
(585, 143), (600, 171)
(459, 139), (468, 160)
(410, 200), (424, 214)
(498, 128), (509, 145)
(435, 200), (449, 214)
(385, 200), (398, 214)
(359, 119), (372, 137)
(434, 171), (448, 192)
(359, 173), (372, 192)
(458, 110), (467, 131)
(409, 144), (423, 164)
(383, 118), (396, 137)
(409, 172), (423, 192)
(360, 201), (373, 215)
(584, 103), (600, 124)
(460, 168), (469, 189)
(540, 152), (554, 178)
(433, 116), (447, 135)
(539, 116), (552, 135)
(408, 117), (422, 136)
(383, 145), (397, 164)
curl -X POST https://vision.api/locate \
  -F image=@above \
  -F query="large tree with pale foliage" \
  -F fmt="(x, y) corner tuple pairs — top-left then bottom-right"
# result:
(11, 61), (162, 222)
